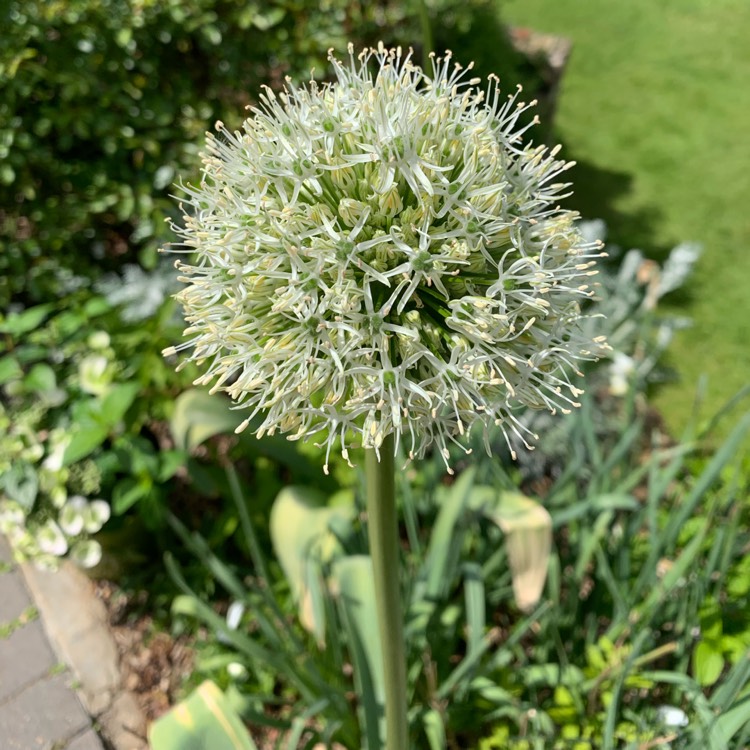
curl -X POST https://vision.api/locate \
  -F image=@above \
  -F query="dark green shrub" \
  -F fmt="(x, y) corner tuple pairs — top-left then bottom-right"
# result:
(0, 0), (342, 305)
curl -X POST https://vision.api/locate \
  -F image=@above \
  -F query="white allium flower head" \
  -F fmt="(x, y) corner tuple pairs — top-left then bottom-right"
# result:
(164, 44), (608, 472)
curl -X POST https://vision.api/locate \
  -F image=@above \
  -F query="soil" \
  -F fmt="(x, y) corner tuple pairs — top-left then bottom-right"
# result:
(94, 579), (196, 723)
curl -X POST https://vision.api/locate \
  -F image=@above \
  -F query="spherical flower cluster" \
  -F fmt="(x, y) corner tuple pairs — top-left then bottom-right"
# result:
(165, 45), (608, 471)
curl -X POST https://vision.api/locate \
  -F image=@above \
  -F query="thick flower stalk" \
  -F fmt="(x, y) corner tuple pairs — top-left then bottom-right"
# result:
(165, 44), (607, 471)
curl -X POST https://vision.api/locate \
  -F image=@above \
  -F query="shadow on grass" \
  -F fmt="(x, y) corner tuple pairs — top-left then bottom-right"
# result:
(560, 149), (666, 255)
(551, 145), (699, 309)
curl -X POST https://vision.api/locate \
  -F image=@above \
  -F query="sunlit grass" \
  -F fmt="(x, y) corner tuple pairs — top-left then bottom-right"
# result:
(501, 0), (750, 435)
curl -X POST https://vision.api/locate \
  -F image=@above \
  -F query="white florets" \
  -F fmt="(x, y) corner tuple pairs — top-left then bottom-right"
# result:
(165, 44), (608, 472)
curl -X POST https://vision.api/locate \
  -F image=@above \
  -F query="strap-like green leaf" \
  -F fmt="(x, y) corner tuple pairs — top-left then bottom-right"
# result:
(333, 555), (386, 750)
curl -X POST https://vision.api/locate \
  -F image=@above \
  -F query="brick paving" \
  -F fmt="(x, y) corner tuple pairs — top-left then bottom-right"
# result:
(0, 536), (105, 750)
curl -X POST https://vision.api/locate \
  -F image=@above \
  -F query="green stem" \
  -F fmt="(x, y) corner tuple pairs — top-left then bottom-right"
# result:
(365, 433), (410, 750)
(417, 0), (434, 72)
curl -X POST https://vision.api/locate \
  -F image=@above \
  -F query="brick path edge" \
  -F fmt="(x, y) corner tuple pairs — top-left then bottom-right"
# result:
(20, 560), (149, 750)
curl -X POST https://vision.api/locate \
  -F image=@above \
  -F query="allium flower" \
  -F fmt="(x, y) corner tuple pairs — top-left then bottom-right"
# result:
(165, 45), (608, 471)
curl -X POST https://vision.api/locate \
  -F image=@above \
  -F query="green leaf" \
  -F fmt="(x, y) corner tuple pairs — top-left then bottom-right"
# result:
(100, 382), (140, 425)
(585, 643), (607, 672)
(710, 654), (750, 715)
(113, 435), (159, 476)
(550, 493), (639, 527)
(0, 464), (38, 511)
(24, 362), (56, 392)
(332, 555), (385, 750)
(0, 304), (53, 337)
(202, 24), (222, 45)
(462, 562), (485, 658)
(521, 664), (586, 689)
(471, 676), (516, 707)
(114, 27), (132, 48)
(269, 486), (352, 641)
(694, 641), (725, 687)
(423, 468), (477, 601)
(148, 680), (258, 750)
(707, 695), (750, 749)
(63, 424), (109, 465)
(237, 431), (319, 479)
(2, 46), (37, 78)
(574, 510), (614, 581)
(83, 297), (112, 317)
(0, 356), (22, 385)
(637, 514), (710, 620)
(699, 601), (724, 642)
(14, 345), (48, 365)
(548, 686), (579, 724)
(157, 449), (187, 482)
(664, 412), (750, 550)
(170, 388), (245, 451)
(722, 635), (749, 663)
(422, 709), (446, 750)
(112, 476), (152, 515)
(167, 561), (315, 700)
(252, 8), (286, 30)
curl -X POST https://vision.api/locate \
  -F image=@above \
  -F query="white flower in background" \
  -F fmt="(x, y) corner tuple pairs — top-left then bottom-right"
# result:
(42, 429), (71, 473)
(608, 352), (635, 396)
(60, 496), (110, 538)
(96, 262), (179, 322)
(656, 705), (689, 729)
(83, 499), (111, 533)
(165, 45), (608, 471)
(227, 662), (249, 680)
(6, 524), (35, 552)
(69, 540), (103, 569)
(218, 601), (246, 645)
(36, 519), (68, 557)
(59, 495), (87, 536)
(658, 242), (701, 298)
(578, 218), (607, 246)
(78, 354), (111, 396)
(87, 330), (111, 350)
(0, 500), (25, 534)
(226, 600), (245, 629)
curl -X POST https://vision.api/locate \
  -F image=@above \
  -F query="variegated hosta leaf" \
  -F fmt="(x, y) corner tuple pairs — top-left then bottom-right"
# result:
(479, 489), (552, 612)
(148, 680), (258, 750)
(270, 486), (353, 642)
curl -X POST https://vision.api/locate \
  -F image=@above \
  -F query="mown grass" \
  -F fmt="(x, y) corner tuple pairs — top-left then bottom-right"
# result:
(500, 0), (750, 435)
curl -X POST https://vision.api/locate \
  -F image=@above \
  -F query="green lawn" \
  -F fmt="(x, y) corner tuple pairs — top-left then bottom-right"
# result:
(501, 0), (750, 435)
